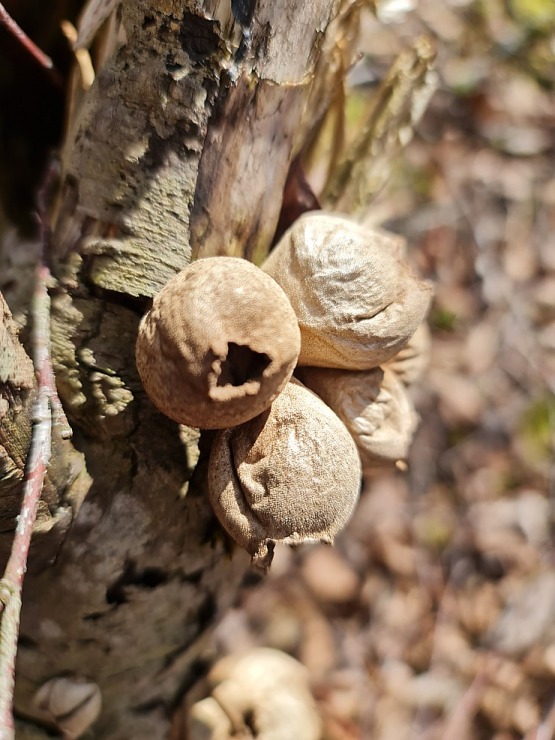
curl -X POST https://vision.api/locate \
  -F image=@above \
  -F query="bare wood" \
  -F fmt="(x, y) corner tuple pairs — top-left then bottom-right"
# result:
(191, 0), (340, 263)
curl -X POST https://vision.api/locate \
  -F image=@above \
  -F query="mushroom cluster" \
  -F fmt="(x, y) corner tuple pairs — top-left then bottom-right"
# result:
(136, 212), (432, 568)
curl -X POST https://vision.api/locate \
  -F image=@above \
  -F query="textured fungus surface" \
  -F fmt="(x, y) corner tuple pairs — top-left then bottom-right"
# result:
(263, 211), (433, 369)
(136, 257), (301, 429)
(208, 381), (362, 569)
(297, 365), (418, 469)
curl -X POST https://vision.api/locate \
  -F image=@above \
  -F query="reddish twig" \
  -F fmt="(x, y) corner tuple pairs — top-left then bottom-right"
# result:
(0, 3), (53, 70)
(0, 265), (54, 739)
(0, 160), (70, 735)
(0, 159), (69, 734)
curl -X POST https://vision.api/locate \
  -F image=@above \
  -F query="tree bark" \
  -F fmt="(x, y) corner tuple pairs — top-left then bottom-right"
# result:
(0, 1), (343, 737)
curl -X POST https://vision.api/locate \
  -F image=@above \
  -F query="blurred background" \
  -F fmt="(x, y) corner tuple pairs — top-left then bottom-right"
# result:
(2, 1), (555, 738)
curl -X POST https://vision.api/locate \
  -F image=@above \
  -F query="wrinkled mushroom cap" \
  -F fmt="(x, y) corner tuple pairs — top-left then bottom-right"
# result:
(136, 257), (301, 429)
(262, 212), (432, 369)
(297, 365), (418, 470)
(188, 648), (321, 740)
(208, 380), (361, 569)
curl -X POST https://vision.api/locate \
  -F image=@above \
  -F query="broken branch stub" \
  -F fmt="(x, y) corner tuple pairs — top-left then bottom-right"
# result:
(135, 257), (301, 429)
(208, 380), (362, 570)
(262, 211), (432, 369)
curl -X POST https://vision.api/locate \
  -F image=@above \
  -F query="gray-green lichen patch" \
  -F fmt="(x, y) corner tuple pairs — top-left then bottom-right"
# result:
(53, 1), (228, 298)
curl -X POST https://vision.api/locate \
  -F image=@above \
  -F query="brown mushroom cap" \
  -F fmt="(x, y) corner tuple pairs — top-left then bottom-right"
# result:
(262, 212), (432, 369)
(208, 380), (362, 569)
(297, 365), (418, 470)
(136, 257), (301, 429)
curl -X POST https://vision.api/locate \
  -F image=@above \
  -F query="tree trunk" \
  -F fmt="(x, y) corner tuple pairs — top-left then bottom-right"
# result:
(0, 1), (344, 737)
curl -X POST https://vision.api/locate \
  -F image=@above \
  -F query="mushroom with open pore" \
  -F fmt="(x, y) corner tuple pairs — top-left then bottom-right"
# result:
(208, 380), (362, 570)
(262, 211), (432, 370)
(136, 257), (301, 429)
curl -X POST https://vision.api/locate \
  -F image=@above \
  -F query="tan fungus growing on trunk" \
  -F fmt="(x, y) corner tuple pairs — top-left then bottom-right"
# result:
(208, 380), (361, 570)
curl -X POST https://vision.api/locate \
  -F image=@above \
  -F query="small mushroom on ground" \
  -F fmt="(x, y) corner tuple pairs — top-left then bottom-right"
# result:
(136, 257), (301, 429)
(33, 676), (101, 739)
(188, 648), (322, 740)
(208, 380), (361, 570)
(296, 365), (418, 471)
(262, 211), (432, 369)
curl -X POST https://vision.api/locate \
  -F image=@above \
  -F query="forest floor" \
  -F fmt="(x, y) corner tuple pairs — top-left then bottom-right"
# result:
(203, 2), (555, 739)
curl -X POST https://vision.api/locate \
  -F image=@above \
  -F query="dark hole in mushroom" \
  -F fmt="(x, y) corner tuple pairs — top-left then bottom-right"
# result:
(243, 708), (257, 735)
(217, 343), (271, 387)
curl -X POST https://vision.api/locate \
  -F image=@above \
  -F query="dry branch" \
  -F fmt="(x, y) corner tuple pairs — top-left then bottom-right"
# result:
(0, 3), (54, 70)
(0, 267), (53, 738)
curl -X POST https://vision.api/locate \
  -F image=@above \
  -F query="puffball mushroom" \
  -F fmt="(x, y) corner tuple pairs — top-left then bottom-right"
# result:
(188, 648), (322, 740)
(208, 380), (362, 569)
(136, 257), (301, 429)
(262, 211), (432, 369)
(297, 365), (418, 470)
